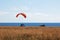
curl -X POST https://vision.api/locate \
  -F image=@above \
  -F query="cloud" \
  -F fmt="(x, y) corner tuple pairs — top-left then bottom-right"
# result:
(0, 11), (8, 16)
(7, 6), (30, 12)
(24, 12), (60, 23)
(0, 6), (60, 23)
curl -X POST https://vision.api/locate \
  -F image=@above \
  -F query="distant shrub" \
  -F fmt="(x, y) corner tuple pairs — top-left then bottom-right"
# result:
(40, 24), (45, 27)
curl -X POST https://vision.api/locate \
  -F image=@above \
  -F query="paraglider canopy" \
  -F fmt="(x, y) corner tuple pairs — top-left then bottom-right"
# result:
(16, 13), (26, 18)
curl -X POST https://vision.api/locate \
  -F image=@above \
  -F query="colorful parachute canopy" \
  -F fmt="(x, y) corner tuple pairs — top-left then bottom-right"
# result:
(16, 13), (26, 18)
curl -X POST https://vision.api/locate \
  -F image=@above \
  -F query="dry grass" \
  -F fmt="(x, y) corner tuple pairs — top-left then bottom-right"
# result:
(0, 26), (60, 40)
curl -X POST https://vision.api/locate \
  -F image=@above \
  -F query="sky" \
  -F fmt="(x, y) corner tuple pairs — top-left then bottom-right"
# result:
(0, 0), (60, 23)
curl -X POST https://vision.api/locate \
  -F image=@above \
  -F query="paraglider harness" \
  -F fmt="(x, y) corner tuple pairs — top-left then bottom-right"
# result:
(20, 24), (25, 27)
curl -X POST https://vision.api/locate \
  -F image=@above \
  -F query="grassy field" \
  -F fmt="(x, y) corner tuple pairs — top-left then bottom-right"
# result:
(0, 26), (60, 40)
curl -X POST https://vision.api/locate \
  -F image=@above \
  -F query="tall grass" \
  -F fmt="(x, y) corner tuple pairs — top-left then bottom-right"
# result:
(0, 26), (60, 40)
(2, 33), (60, 40)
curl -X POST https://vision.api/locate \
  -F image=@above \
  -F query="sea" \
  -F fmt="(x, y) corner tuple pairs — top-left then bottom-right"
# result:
(0, 23), (60, 27)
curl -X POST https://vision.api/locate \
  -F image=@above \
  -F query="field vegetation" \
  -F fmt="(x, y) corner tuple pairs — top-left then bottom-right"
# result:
(0, 26), (60, 40)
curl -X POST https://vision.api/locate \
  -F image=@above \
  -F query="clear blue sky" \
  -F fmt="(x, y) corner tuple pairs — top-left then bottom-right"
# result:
(0, 0), (60, 23)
